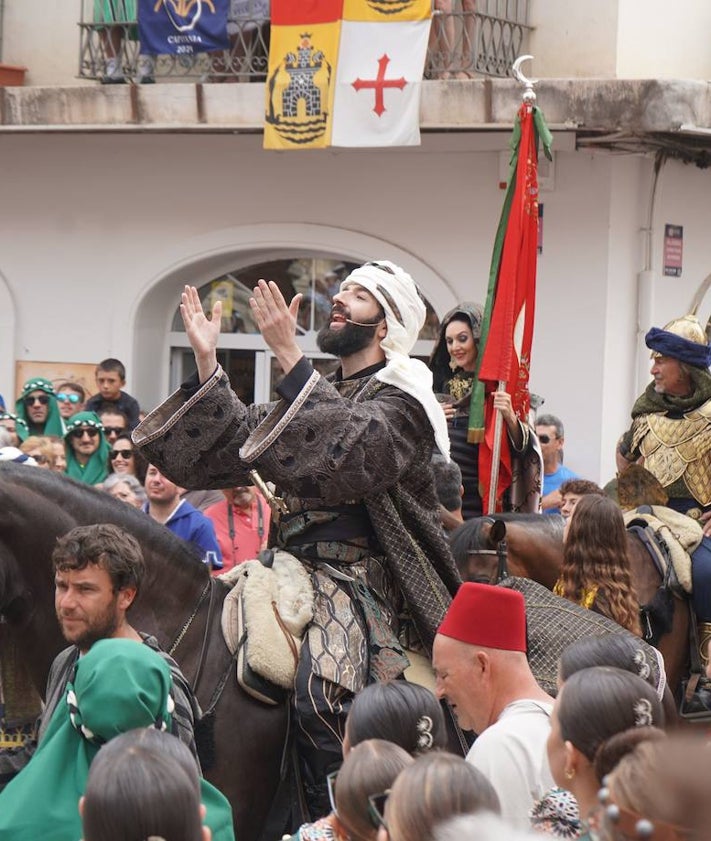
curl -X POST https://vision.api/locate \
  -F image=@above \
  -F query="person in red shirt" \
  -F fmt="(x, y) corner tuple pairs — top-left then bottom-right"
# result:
(205, 485), (271, 574)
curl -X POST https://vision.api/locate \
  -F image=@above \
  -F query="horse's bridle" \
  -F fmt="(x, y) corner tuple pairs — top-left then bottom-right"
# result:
(467, 516), (510, 584)
(168, 576), (217, 696)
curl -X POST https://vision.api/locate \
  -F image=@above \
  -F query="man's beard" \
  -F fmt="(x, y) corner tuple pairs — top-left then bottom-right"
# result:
(57, 596), (120, 652)
(317, 320), (380, 357)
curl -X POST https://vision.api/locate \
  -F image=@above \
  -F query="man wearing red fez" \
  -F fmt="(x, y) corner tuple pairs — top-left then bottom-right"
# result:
(433, 583), (554, 829)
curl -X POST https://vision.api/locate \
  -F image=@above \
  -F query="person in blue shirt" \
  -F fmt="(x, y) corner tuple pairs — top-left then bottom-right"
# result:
(143, 463), (222, 570)
(535, 414), (578, 515)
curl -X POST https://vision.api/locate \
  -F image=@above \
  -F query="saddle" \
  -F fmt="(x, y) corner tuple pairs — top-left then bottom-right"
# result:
(623, 504), (700, 596)
(220, 550), (314, 705)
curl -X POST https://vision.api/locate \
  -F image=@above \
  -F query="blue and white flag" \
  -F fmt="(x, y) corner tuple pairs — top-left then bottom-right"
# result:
(138, 0), (229, 56)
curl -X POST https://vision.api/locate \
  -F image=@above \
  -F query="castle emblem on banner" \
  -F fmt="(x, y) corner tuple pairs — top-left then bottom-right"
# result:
(265, 34), (332, 146)
(366, 0), (419, 15)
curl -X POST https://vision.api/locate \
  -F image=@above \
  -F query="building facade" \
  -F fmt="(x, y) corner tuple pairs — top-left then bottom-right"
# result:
(2, 1), (711, 485)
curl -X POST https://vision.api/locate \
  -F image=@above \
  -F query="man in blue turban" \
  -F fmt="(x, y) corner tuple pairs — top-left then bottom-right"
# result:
(618, 313), (711, 660)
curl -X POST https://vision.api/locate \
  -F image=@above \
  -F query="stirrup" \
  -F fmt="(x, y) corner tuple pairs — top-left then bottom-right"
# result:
(697, 622), (711, 669)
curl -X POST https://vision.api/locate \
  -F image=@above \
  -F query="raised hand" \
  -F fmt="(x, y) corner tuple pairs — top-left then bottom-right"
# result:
(180, 285), (221, 383)
(249, 280), (303, 374)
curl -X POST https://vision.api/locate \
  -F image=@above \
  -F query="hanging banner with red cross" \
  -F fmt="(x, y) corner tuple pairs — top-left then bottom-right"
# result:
(264, 0), (431, 150)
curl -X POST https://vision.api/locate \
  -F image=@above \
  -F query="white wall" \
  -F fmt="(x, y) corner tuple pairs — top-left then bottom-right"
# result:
(616, 0), (711, 79)
(2, 0), (82, 86)
(528, 0), (620, 79)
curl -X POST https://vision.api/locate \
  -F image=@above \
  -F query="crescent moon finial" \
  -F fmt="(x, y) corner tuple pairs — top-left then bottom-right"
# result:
(512, 55), (537, 103)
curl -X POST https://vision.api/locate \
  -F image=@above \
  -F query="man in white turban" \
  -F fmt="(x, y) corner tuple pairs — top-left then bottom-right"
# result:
(133, 261), (461, 818)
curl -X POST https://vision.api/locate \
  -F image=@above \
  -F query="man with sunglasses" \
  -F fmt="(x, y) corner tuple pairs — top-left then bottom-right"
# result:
(64, 412), (111, 485)
(97, 406), (129, 445)
(134, 262), (460, 818)
(535, 413), (578, 515)
(14, 377), (65, 438)
(55, 382), (86, 420)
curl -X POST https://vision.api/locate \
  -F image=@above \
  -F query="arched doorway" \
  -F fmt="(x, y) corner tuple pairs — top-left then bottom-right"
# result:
(168, 255), (442, 400)
(132, 223), (459, 406)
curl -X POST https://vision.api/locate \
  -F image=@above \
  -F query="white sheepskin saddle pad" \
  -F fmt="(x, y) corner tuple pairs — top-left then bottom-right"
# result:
(220, 550), (314, 690)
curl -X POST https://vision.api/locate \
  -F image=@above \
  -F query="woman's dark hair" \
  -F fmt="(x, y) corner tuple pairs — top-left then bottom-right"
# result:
(385, 752), (500, 841)
(107, 433), (148, 484)
(560, 495), (642, 635)
(557, 667), (664, 774)
(335, 739), (413, 841)
(82, 728), (203, 841)
(345, 681), (447, 756)
(428, 304), (483, 393)
(559, 635), (658, 690)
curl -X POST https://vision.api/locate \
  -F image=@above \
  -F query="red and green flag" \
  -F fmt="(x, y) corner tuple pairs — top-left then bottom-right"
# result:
(469, 102), (553, 512)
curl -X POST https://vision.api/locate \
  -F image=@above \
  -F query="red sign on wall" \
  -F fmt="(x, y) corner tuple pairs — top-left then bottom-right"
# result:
(663, 224), (683, 277)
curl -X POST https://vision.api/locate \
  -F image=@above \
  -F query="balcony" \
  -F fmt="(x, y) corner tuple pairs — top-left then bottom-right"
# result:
(77, 0), (531, 84)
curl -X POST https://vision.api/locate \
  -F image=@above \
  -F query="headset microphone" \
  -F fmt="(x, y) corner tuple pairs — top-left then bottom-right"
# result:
(344, 318), (382, 327)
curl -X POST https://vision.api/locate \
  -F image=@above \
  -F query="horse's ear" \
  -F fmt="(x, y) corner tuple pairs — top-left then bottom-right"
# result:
(491, 520), (507, 544)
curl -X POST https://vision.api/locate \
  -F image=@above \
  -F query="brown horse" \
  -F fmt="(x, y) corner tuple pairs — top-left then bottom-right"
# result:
(452, 512), (690, 696)
(0, 463), (289, 841)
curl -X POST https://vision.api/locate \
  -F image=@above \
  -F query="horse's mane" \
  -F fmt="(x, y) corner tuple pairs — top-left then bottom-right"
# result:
(450, 511), (565, 556)
(0, 463), (209, 580)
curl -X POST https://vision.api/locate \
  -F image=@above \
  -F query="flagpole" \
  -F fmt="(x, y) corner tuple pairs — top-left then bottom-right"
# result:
(485, 56), (537, 515)
(486, 380), (507, 514)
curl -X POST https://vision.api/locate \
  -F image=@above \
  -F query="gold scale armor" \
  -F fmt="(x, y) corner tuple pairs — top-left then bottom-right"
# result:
(630, 313), (711, 516)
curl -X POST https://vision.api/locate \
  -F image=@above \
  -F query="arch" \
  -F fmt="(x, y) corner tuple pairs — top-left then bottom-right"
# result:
(0, 271), (17, 406)
(132, 223), (459, 406)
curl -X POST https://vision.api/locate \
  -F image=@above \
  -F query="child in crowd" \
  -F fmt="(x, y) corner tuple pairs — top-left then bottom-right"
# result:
(85, 358), (141, 429)
(55, 381), (86, 420)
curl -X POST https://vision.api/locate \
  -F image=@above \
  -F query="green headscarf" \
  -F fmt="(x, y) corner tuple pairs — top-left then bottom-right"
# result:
(0, 639), (174, 841)
(64, 411), (111, 485)
(14, 377), (66, 437)
(0, 410), (29, 443)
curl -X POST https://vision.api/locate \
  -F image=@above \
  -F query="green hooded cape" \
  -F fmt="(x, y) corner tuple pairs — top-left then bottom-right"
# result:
(64, 410), (111, 485)
(0, 638), (234, 841)
(14, 376), (65, 438)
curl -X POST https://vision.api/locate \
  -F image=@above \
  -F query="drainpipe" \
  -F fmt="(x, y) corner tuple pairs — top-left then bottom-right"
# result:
(635, 151), (666, 395)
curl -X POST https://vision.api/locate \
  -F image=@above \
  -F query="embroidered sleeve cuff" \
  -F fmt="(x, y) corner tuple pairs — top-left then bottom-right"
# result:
(509, 420), (529, 453)
(181, 366), (220, 398)
(276, 356), (313, 403)
(133, 365), (224, 447)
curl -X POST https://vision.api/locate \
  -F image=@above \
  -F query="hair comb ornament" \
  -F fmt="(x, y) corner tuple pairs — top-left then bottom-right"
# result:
(598, 778), (686, 840)
(633, 649), (651, 681)
(633, 698), (653, 727)
(416, 715), (434, 751)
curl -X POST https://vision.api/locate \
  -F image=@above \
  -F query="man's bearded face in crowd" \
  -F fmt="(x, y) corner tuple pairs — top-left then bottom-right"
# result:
(317, 299), (384, 358)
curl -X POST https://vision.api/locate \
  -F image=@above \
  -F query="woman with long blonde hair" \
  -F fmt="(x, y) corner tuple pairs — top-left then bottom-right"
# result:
(555, 494), (642, 636)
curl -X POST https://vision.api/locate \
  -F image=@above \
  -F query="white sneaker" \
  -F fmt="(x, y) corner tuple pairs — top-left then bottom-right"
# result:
(135, 55), (155, 84)
(102, 56), (125, 84)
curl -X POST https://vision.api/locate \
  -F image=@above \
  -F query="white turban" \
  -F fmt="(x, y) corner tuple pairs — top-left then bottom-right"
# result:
(341, 261), (450, 459)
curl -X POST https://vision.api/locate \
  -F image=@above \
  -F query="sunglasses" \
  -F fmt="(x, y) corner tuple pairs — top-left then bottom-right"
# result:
(56, 393), (80, 404)
(103, 426), (126, 437)
(69, 427), (99, 440)
(24, 395), (49, 406)
(109, 449), (133, 461)
(367, 790), (390, 831)
(538, 434), (556, 444)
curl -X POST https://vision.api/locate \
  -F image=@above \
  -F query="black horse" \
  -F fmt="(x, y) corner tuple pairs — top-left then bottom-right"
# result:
(0, 463), (288, 841)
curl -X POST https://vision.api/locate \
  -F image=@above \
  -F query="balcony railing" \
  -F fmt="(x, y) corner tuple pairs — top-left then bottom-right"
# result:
(78, 1), (530, 84)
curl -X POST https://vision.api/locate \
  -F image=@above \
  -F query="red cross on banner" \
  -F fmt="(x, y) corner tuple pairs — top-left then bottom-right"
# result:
(352, 55), (407, 117)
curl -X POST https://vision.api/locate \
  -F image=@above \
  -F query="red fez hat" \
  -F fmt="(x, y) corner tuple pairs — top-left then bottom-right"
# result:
(438, 583), (527, 652)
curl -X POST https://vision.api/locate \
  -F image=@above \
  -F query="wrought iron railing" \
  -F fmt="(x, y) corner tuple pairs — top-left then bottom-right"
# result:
(78, 1), (530, 84)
